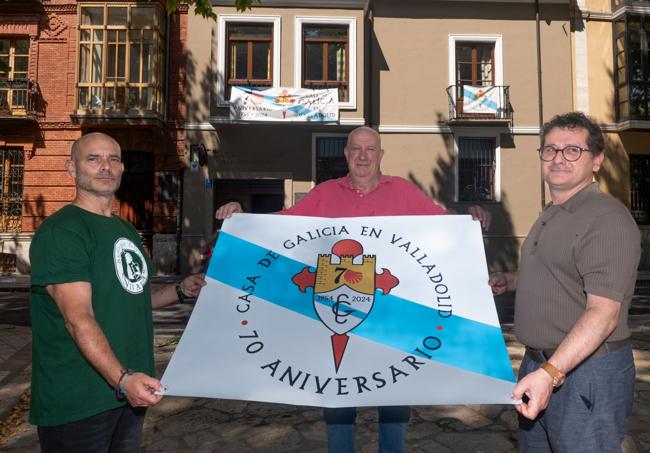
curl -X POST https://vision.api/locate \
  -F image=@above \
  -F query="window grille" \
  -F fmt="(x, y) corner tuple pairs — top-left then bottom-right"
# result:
(630, 154), (650, 223)
(315, 136), (347, 184)
(458, 137), (496, 201)
(0, 147), (24, 232)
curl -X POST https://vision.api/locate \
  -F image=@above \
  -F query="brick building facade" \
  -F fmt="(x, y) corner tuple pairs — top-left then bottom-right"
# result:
(0, 0), (188, 274)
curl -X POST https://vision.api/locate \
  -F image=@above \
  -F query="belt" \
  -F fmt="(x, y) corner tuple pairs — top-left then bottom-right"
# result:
(525, 338), (630, 364)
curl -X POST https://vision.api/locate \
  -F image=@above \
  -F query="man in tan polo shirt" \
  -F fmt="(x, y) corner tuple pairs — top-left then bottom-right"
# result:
(489, 112), (640, 452)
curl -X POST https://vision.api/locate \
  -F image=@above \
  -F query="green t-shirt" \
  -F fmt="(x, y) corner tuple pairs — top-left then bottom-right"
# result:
(29, 204), (155, 426)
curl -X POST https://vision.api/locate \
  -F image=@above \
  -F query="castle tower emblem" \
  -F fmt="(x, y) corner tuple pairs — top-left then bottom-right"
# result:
(292, 239), (399, 372)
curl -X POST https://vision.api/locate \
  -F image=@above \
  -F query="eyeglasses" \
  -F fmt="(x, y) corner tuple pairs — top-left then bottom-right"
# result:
(537, 145), (590, 162)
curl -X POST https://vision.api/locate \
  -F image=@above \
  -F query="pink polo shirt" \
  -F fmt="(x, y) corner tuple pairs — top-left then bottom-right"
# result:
(282, 175), (447, 217)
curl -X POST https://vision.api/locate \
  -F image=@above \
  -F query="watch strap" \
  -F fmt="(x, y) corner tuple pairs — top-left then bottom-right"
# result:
(540, 361), (566, 388)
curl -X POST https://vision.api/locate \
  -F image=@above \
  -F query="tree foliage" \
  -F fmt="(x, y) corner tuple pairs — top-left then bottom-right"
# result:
(166, 0), (258, 19)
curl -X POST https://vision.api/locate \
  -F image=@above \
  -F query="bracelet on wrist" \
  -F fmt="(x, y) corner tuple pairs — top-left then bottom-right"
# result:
(115, 368), (134, 399)
(175, 282), (186, 304)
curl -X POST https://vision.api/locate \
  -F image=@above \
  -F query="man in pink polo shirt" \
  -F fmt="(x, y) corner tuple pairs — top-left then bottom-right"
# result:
(216, 126), (490, 453)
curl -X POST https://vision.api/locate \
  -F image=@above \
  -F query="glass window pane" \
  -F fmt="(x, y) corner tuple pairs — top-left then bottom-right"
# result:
(130, 43), (141, 83)
(142, 87), (152, 109)
(105, 86), (115, 110)
(327, 43), (346, 81)
(456, 45), (472, 62)
(230, 42), (247, 80)
(457, 63), (473, 82)
(229, 25), (272, 38)
(0, 56), (9, 78)
(93, 30), (103, 42)
(304, 43), (323, 80)
(479, 63), (493, 83)
(91, 86), (102, 110)
(117, 44), (125, 79)
(142, 44), (153, 82)
(108, 7), (127, 26)
(92, 44), (103, 82)
(80, 30), (91, 42)
(476, 45), (492, 63)
(129, 88), (140, 110)
(0, 39), (9, 55)
(81, 7), (104, 26)
(631, 84), (645, 116)
(132, 7), (155, 28)
(108, 44), (116, 79)
(79, 44), (90, 82)
(14, 39), (29, 55)
(251, 42), (270, 80)
(78, 87), (88, 109)
(304, 26), (346, 40)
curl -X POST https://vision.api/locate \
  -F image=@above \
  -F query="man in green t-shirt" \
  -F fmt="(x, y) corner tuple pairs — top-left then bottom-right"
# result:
(29, 132), (205, 452)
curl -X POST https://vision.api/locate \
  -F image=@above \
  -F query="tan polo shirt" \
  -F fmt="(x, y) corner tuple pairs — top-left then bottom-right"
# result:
(514, 182), (640, 350)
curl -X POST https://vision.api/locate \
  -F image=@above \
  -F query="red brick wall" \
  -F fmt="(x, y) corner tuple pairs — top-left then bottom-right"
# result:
(0, 0), (187, 236)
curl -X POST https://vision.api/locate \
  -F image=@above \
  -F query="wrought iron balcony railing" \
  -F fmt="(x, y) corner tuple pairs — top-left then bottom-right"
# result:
(0, 79), (39, 118)
(446, 84), (512, 122)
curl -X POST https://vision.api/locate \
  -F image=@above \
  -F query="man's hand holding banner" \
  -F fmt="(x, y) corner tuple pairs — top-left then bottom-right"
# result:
(161, 214), (516, 407)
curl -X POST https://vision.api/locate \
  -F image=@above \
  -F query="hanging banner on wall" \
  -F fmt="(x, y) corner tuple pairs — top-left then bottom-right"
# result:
(161, 214), (517, 407)
(463, 85), (500, 114)
(229, 86), (339, 122)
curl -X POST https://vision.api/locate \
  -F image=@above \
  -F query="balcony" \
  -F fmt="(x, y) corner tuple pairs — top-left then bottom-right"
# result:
(0, 79), (39, 119)
(446, 85), (512, 124)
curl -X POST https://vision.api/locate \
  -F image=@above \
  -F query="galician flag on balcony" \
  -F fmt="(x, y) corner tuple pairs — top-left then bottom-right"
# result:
(463, 85), (499, 114)
(230, 86), (339, 122)
(161, 214), (517, 407)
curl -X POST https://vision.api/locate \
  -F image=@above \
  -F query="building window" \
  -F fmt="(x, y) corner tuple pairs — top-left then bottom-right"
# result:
(456, 42), (494, 87)
(0, 38), (30, 115)
(614, 14), (650, 121)
(630, 154), (650, 223)
(314, 135), (348, 184)
(457, 137), (496, 202)
(225, 23), (273, 100)
(302, 25), (348, 102)
(295, 17), (356, 109)
(217, 15), (280, 104)
(77, 4), (164, 115)
(0, 147), (24, 232)
(447, 35), (504, 120)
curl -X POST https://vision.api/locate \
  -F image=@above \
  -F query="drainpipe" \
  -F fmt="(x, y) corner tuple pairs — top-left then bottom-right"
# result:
(535, 0), (546, 207)
(165, 12), (182, 274)
(366, 2), (373, 128)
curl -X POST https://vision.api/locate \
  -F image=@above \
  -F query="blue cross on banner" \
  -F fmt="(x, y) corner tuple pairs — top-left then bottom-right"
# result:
(463, 85), (499, 114)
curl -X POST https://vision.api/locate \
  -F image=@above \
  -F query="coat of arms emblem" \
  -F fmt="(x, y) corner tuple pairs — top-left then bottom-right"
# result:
(292, 239), (399, 372)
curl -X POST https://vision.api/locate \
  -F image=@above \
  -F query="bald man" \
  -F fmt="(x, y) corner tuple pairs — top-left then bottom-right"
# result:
(29, 133), (205, 453)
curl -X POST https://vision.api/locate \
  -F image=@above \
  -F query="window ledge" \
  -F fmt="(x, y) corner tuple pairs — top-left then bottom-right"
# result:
(71, 112), (164, 126)
(614, 120), (650, 131)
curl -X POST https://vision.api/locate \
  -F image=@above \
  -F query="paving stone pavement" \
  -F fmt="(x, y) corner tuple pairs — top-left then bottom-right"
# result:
(1, 286), (650, 452)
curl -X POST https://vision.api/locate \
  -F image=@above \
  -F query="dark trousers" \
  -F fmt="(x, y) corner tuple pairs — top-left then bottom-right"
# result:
(518, 346), (635, 453)
(37, 405), (146, 453)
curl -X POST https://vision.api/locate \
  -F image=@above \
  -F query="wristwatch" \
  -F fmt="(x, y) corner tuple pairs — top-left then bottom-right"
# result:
(540, 362), (566, 388)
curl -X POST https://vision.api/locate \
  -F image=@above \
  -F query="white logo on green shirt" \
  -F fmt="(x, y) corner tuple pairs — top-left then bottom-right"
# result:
(113, 238), (148, 294)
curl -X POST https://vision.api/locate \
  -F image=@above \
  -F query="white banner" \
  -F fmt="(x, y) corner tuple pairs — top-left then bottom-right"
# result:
(229, 87), (339, 122)
(463, 85), (499, 114)
(161, 214), (516, 407)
